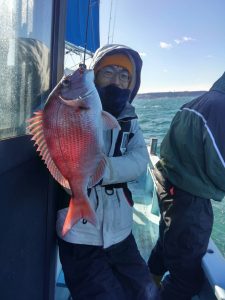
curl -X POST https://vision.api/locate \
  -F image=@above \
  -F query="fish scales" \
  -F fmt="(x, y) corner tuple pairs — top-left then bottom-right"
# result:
(27, 68), (120, 236)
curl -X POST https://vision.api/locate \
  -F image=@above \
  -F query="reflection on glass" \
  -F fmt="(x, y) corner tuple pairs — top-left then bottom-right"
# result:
(0, 0), (53, 140)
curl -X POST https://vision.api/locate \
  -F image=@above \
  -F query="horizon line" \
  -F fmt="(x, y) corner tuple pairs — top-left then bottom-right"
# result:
(137, 90), (207, 94)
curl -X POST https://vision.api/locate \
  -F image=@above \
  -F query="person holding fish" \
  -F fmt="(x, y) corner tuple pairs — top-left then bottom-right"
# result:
(54, 44), (159, 300)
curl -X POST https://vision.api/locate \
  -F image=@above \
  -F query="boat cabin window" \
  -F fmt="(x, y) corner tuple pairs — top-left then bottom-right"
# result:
(0, 0), (53, 140)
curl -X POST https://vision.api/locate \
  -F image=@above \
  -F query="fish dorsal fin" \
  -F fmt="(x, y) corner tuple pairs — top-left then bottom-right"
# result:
(101, 111), (121, 131)
(88, 155), (107, 188)
(27, 111), (70, 189)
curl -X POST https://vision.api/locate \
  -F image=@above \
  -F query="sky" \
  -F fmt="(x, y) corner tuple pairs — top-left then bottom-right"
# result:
(99, 0), (225, 93)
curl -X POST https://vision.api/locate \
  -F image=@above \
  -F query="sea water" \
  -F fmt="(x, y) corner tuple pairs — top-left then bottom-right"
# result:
(133, 96), (225, 257)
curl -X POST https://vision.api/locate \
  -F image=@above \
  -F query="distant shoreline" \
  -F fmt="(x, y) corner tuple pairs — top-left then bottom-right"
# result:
(136, 91), (206, 99)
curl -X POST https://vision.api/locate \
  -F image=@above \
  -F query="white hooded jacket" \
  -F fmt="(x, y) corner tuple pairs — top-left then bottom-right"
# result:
(56, 44), (149, 248)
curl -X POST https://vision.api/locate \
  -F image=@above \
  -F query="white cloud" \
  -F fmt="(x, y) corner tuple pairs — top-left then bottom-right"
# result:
(205, 54), (213, 58)
(174, 39), (181, 44)
(183, 36), (195, 42)
(159, 36), (195, 51)
(163, 68), (168, 73)
(174, 36), (195, 45)
(160, 42), (172, 49)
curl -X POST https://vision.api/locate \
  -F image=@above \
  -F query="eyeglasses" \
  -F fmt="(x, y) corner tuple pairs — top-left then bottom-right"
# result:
(100, 66), (130, 83)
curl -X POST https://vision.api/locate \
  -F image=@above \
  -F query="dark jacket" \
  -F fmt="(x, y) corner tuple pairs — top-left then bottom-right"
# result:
(156, 72), (225, 201)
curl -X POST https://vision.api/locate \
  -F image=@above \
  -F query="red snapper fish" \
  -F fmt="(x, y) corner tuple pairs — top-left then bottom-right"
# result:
(27, 67), (120, 236)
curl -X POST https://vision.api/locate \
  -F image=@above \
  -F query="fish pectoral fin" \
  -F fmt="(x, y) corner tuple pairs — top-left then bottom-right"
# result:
(62, 197), (97, 236)
(88, 156), (107, 188)
(101, 110), (121, 130)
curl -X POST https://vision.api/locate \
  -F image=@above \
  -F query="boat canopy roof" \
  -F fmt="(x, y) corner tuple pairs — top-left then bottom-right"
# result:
(65, 0), (100, 53)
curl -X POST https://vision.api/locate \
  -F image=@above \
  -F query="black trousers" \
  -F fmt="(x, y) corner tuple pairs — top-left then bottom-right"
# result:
(148, 169), (213, 300)
(58, 233), (159, 300)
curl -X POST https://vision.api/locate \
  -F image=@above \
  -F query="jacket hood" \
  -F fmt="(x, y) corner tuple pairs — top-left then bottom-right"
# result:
(89, 44), (142, 103)
(210, 72), (225, 94)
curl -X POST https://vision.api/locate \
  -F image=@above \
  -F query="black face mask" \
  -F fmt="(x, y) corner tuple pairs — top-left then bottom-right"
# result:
(96, 84), (130, 118)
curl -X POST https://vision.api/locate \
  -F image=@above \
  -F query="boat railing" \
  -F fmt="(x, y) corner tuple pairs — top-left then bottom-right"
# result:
(147, 138), (225, 300)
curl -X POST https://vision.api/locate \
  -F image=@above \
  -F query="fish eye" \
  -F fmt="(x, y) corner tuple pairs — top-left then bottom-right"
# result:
(62, 79), (70, 87)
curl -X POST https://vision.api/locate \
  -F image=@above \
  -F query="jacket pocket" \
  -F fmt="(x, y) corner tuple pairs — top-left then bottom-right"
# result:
(113, 188), (133, 231)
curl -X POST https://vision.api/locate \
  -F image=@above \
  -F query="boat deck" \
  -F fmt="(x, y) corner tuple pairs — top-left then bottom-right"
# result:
(130, 172), (159, 262)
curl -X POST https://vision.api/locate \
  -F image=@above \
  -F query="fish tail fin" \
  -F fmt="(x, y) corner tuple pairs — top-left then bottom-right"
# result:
(62, 197), (97, 236)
